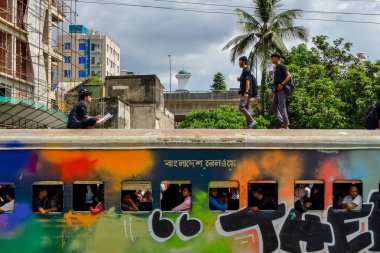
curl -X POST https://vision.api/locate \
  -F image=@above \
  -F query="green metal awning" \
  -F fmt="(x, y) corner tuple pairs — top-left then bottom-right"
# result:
(0, 96), (68, 129)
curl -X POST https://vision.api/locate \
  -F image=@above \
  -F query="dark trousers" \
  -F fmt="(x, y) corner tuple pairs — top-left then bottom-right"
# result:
(272, 90), (289, 126)
(239, 96), (254, 126)
(67, 118), (97, 129)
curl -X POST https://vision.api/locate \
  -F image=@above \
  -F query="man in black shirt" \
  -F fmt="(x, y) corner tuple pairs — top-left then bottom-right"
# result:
(271, 53), (292, 129)
(67, 89), (100, 129)
(249, 188), (276, 212)
(237, 56), (257, 128)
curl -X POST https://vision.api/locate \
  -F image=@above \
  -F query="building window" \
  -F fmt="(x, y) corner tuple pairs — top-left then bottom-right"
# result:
(64, 70), (71, 77)
(107, 58), (109, 66)
(73, 181), (104, 214)
(64, 42), (71, 50)
(91, 57), (95, 65)
(248, 180), (278, 211)
(117, 66), (119, 73)
(209, 181), (239, 212)
(294, 180), (325, 213)
(121, 181), (152, 212)
(0, 183), (15, 214)
(161, 180), (192, 212)
(107, 44), (109, 52)
(333, 180), (363, 211)
(91, 43), (100, 51)
(79, 57), (86, 64)
(64, 56), (70, 63)
(32, 181), (64, 215)
(91, 70), (96, 76)
(79, 70), (87, 78)
(79, 43), (86, 50)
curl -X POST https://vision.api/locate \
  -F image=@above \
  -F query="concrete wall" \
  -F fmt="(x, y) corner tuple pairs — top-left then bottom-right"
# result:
(105, 75), (174, 129)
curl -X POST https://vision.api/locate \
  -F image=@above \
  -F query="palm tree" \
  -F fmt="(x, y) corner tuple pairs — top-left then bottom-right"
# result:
(223, 0), (309, 114)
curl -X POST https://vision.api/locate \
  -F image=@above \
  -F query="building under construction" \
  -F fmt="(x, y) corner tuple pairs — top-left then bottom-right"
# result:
(0, 0), (78, 128)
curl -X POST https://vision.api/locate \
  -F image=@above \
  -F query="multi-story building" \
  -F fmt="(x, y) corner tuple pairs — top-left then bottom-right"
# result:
(0, 0), (72, 128)
(58, 25), (120, 83)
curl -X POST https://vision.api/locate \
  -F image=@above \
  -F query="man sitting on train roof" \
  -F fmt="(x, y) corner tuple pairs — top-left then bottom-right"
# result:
(33, 189), (57, 215)
(0, 189), (15, 213)
(67, 89), (102, 129)
(249, 187), (277, 212)
(339, 185), (362, 211)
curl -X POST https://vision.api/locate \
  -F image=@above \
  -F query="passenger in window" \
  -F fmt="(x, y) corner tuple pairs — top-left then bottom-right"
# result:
(172, 185), (192, 212)
(209, 188), (228, 212)
(0, 189), (15, 213)
(249, 187), (276, 212)
(161, 184), (181, 211)
(309, 186), (324, 210)
(33, 189), (57, 215)
(90, 194), (104, 214)
(294, 187), (312, 213)
(121, 191), (139, 212)
(340, 185), (362, 211)
(46, 189), (63, 212)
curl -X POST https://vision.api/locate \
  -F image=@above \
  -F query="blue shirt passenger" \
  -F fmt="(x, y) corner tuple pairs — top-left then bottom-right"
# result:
(209, 189), (228, 212)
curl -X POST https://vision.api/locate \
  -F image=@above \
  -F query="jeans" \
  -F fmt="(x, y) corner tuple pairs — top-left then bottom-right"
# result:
(239, 96), (254, 126)
(272, 90), (289, 126)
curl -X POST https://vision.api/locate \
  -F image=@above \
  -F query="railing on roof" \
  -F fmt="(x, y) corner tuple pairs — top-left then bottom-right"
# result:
(164, 90), (239, 101)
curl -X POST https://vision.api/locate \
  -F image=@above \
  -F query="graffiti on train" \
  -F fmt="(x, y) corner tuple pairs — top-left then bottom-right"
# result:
(148, 190), (380, 253)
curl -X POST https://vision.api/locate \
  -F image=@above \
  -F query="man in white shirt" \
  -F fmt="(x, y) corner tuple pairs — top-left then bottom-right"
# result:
(0, 189), (15, 213)
(340, 185), (362, 211)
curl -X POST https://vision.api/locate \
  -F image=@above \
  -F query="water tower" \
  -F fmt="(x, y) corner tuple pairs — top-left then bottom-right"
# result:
(175, 69), (191, 90)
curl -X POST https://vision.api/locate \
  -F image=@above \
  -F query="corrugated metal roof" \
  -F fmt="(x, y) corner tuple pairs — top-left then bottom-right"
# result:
(0, 97), (67, 129)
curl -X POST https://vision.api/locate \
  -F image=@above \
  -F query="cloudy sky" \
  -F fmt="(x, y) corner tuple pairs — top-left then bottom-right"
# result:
(75, 0), (380, 91)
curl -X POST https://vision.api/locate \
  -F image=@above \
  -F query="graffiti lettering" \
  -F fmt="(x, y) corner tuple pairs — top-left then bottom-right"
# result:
(279, 210), (333, 253)
(148, 210), (203, 243)
(368, 191), (380, 252)
(215, 203), (286, 253)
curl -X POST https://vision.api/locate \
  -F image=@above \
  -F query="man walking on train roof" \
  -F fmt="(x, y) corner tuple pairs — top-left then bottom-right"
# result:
(237, 56), (257, 129)
(271, 53), (292, 129)
(67, 88), (101, 129)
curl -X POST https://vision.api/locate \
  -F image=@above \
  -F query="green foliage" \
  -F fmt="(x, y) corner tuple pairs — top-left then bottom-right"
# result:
(211, 72), (227, 91)
(178, 105), (269, 129)
(87, 76), (102, 83)
(283, 35), (380, 129)
(223, 0), (309, 114)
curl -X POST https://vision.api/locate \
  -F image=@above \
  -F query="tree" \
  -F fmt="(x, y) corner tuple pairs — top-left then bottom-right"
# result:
(211, 72), (227, 91)
(223, 0), (309, 115)
(178, 105), (270, 129)
(284, 36), (380, 129)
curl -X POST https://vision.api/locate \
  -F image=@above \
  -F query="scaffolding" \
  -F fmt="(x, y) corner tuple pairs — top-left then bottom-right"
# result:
(0, 0), (84, 128)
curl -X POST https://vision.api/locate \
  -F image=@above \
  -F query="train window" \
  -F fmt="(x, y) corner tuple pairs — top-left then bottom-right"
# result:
(294, 180), (325, 213)
(121, 181), (152, 212)
(32, 181), (64, 215)
(0, 183), (15, 213)
(161, 180), (192, 212)
(248, 180), (278, 211)
(73, 181), (104, 214)
(333, 180), (363, 211)
(209, 181), (239, 212)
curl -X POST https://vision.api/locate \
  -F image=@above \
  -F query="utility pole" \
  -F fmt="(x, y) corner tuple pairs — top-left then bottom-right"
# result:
(168, 54), (172, 93)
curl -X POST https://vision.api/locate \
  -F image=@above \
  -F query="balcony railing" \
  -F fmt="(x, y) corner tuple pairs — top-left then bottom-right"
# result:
(164, 91), (240, 101)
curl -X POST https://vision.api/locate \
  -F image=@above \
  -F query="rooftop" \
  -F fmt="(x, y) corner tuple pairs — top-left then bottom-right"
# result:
(0, 130), (379, 150)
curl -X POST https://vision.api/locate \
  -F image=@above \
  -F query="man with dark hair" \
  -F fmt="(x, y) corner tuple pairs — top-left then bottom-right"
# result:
(249, 187), (276, 212)
(271, 53), (292, 129)
(237, 56), (257, 128)
(67, 89), (101, 129)
(0, 189), (15, 213)
(33, 189), (57, 215)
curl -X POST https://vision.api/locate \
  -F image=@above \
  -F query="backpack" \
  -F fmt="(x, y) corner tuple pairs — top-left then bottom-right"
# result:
(250, 72), (258, 98)
(278, 64), (294, 96)
(283, 78), (295, 96)
(364, 102), (380, 129)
